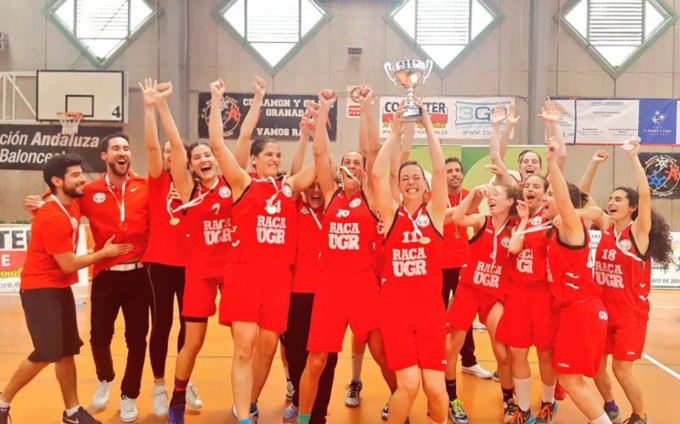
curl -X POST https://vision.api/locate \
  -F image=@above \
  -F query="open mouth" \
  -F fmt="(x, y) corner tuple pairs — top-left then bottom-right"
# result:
(608, 208), (618, 214)
(525, 169), (535, 175)
(116, 159), (127, 166)
(526, 194), (536, 201)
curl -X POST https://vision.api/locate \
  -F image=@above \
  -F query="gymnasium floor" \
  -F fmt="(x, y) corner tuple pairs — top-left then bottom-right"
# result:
(0, 290), (678, 423)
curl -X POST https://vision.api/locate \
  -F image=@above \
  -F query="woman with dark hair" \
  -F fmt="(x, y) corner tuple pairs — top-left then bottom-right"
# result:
(370, 102), (449, 424)
(592, 139), (673, 424)
(207, 79), (316, 424)
(542, 138), (611, 424)
(446, 181), (520, 423)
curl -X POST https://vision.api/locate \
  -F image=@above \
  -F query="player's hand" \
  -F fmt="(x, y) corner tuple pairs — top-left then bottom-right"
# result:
(24, 195), (44, 213)
(138, 78), (158, 107)
(516, 200), (529, 220)
(156, 81), (173, 101)
(490, 105), (508, 127)
(252, 76), (266, 98)
(506, 104), (521, 126)
(210, 79), (225, 99)
(101, 235), (134, 258)
(592, 150), (610, 163)
(318, 89), (337, 109)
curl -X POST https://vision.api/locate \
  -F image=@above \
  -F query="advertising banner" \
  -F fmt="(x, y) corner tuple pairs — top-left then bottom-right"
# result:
(638, 152), (680, 199)
(575, 99), (639, 144)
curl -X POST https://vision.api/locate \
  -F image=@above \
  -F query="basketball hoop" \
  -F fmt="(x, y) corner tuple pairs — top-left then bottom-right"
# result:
(57, 112), (84, 135)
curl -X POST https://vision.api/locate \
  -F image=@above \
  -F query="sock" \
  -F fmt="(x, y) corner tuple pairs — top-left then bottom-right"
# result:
(170, 378), (189, 407)
(513, 377), (531, 411)
(445, 379), (457, 401)
(250, 403), (258, 414)
(590, 412), (612, 424)
(237, 419), (251, 424)
(0, 396), (9, 408)
(65, 405), (81, 416)
(502, 387), (515, 404)
(174, 378), (189, 391)
(542, 383), (556, 404)
(604, 400), (618, 412)
(351, 352), (365, 381)
(298, 413), (311, 424)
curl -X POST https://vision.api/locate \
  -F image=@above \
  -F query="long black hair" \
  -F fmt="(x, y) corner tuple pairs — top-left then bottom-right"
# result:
(613, 186), (673, 268)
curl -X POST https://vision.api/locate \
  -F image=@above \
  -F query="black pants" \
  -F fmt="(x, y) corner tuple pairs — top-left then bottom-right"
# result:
(284, 293), (337, 424)
(91, 267), (150, 399)
(146, 263), (186, 379)
(442, 268), (477, 368)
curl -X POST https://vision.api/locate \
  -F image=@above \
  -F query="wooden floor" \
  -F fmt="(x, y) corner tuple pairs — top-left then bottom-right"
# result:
(1, 290), (679, 423)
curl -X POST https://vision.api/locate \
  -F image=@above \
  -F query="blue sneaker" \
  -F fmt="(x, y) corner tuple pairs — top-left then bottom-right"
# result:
(168, 403), (185, 424)
(231, 403), (259, 422)
(449, 399), (469, 424)
(507, 405), (535, 424)
(283, 404), (298, 422)
(535, 401), (558, 424)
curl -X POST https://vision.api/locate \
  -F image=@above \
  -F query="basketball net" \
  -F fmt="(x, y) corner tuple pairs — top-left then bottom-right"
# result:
(57, 112), (84, 135)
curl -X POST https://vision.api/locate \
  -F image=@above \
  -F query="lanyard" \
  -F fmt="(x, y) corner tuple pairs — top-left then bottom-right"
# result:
(614, 222), (644, 263)
(50, 194), (78, 246)
(403, 205), (425, 238)
(304, 204), (322, 230)
(105, 174), (126, 226)
(264, 176), (286, 214)
(170, 178), (219, 215)
(491, 219), (509, 264)
(447, 192), (463, 238)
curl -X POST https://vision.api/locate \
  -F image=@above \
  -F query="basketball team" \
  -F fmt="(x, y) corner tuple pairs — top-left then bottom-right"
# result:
(0, 77), (673, 424)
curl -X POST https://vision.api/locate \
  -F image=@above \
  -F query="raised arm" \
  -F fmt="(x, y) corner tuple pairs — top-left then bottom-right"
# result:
(289, 113), (313, 176)
(508, 200), (529, 254)
(625, 139), (651, 254)
(208, 79), (251, 196)
(539, 99), (566, 172)
(234, 76), (266, 169)
(451, 185), (486, 230)
(372, 116), (402, 230)
(499, 104), (520, 160)
(420, 100), (447, 233)
(578, 150), (609, 207)
(400, 120), (415, 165)
(489, 105), (515, 185)
(359, 86), (381, 184)
(139, 78), (163, 179)
(546, 138), (583, 246)
(313, 89), (338, 204)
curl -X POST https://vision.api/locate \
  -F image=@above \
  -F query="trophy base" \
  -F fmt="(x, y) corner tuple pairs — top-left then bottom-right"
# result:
(402, 107), (423, 122)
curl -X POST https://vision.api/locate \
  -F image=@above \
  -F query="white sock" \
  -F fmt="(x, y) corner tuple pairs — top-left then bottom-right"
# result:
(590, 412), (613, 424)
(351, 353), (365, 382)
(284, 366), (290, 381)
(0, 397), (9, 408)
(65, 405), (81, 416)
(542, 382), (556, 404)
(513, 377), (531, 412)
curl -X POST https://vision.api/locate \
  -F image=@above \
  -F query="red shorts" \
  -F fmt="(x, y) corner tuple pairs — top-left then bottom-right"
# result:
(447, 283), (502, 331)
(553, 298), (608, 378)
(182, 274), (222, 318)
(307, 269), (379, 353)
(379, 284), (448, 371)
(496, 283), (557, 349)
(219, 262), (292, 333)
(604, 324), (647, 361)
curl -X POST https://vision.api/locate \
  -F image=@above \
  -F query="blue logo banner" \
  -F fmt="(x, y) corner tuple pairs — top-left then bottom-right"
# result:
(638, 99), (677, 144)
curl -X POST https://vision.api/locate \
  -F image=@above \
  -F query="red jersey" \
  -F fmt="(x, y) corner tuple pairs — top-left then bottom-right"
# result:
(441, 190), (475, 269)
(509, 210), (549, 285)
(458, 216), (512, 300)
(21, 200), (81, 290)
(80, 172), (149, 277)
(184, 177), (233, 279)
(320, 189), (378, 273)
(141, 171), (187, 267)
(594, 224), (651, 327)
(291, 200), (324, 293)
(228, 176), (297, 265)
(382, 206), (443, 295)
(547, 222), (602, 305)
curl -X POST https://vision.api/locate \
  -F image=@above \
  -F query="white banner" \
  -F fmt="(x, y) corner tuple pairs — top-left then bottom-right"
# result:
(553, 98), (576, 144)
(589, 230), (680, 289)
(379, 96), (515, 140)
(575, 99), (639, 144)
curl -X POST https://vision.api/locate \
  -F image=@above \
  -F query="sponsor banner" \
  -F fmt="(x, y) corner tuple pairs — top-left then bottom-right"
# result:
(638, 99), (677, 144)
(553, 98), (576, 144)
(590, 230), (680, 289)
(346, 85), (362, 118)
(0, 225), (89, 293)
(379, 96), (515, 140)
(575, 99), (639, 144)
(0, 125), (121, 172)
(198, 92), (337, 140)
(638, 152), (680, 199)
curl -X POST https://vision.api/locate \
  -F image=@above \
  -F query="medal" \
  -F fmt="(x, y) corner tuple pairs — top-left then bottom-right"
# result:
(266, 203), (278, 215)
(120, 222), (128, 231)
(454, 229), (461, 239)
(419, 236), (431, 245)
(169, 217), (180, 226)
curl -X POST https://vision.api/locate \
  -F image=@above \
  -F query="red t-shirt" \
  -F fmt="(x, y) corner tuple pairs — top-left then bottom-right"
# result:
(595, 224), (651, 327)
(21, 200), (81, 290)
(80, 173), (149, 277)
(509, 209), (549, 285)
(291, 200), (324, 293)
(141, 171), (187, 267)
(441, 189), (475, 269)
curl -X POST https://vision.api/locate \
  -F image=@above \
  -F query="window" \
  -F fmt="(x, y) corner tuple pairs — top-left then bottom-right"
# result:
(558, 0), (677, 78)
(386, 0), (503, 75)
(216, 0), (331, 74)
(44, 0), (160, 69)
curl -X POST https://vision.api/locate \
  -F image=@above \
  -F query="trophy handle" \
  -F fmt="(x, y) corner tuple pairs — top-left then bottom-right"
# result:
(422, 59), (434, 82)
(384, 62), (396, 84)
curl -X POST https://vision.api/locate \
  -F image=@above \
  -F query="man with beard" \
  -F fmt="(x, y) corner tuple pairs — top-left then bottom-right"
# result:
(0, 154), (132, 424)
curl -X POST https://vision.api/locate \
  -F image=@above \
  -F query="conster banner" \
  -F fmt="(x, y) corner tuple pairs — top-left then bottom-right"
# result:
(0, 125), (122, 172)
(198, 92), (338, 140)
(379, 96), (515, 140)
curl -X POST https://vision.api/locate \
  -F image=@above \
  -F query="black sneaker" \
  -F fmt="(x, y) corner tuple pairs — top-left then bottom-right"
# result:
(623, 413), (648, 424)
(345, 381), (363, 408)
(62, 407), (101, 424)
(0, 404), (10, 424)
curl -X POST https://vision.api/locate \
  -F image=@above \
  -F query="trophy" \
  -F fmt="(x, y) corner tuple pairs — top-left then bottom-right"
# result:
(384, 59), (434, 122)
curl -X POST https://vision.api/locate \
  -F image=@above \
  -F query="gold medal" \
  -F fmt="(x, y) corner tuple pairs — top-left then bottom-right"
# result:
(454, 230), (461, 239)
(419, 236), (431, 245)
(266, 204), (278, 215)
(119, 222), (128, 231)
(169, 217), (180, 226)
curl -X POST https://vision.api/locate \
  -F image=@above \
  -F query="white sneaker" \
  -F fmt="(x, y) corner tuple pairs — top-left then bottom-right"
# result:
(152, 384), (169, 416)
(119, 396), (138, 423)
(185, 382), (203, 409)
(461, 364), (493, 379)
(91, 380), (112, 411)
(283, 404), (299, 422)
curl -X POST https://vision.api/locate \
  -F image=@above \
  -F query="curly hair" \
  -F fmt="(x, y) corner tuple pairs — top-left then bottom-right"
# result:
(613, 187), (674, 268)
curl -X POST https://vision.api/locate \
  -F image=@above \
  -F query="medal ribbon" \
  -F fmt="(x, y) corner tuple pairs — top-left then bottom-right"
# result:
(50, 194), (78, 247)
(105, 174), (126, 226)
(614, 221), (644, 264)
(403, 205), (425, 240)
(169, 178), (219, 216)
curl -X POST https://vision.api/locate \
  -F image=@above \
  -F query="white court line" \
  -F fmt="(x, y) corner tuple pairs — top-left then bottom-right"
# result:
(642, 353), (680, 381)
